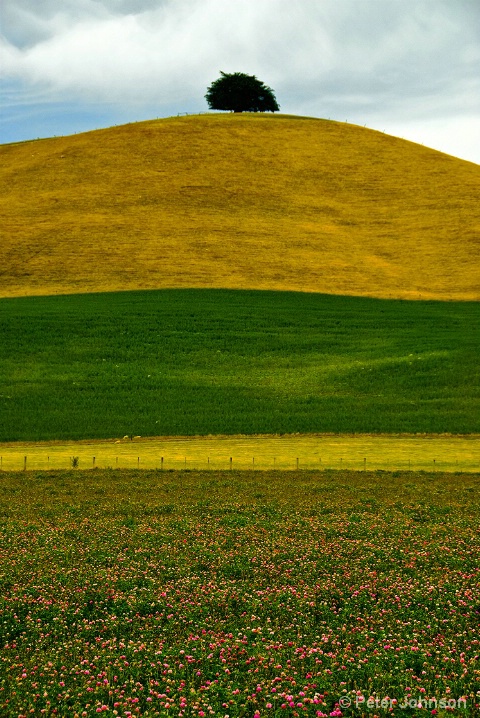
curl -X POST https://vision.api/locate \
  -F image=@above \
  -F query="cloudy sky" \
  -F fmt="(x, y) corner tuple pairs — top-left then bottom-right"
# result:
(1, 0), (479, 163)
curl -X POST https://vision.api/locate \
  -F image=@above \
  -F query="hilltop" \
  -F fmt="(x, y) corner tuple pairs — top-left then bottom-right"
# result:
(0, 113), (479, 300)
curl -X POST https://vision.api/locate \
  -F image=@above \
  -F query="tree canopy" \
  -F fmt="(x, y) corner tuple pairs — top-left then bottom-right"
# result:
(205, 71), (280, 113)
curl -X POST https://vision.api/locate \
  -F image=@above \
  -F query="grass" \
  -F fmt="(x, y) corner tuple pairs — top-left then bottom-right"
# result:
(1, 113), (479, 301)
(0, 289), (479, 441)
(0, 469), (479, 716)
(0, 434), (479, 473)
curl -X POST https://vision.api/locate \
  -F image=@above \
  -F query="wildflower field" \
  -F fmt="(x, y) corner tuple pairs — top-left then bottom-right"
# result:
(1, 469), (479, 717)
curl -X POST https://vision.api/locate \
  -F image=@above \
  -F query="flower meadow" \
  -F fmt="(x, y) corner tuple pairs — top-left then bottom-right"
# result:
(0, 469), (479, 717)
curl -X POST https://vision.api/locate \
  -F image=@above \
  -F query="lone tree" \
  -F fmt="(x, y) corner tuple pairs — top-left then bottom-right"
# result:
(205, 71), (280, 113)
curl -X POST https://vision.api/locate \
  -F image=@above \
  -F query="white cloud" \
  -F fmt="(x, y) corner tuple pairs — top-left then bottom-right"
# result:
(379, 115), (480, 165)
(1, 0), (479, 162)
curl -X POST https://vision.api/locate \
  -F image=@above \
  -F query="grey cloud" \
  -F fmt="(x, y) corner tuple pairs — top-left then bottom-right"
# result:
(1, 1), (108, 48)
(0, 0), (479, 162)
(1, 0), (178, 48)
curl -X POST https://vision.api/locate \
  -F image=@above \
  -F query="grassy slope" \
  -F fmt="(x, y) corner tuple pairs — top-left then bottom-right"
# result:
(1, 114), (479, 301)
(0, 289), (478, 441)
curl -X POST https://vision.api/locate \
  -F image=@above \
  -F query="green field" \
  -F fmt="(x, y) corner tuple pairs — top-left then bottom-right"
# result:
(0, 289), (478, 441)
(0, 469), (479, 716)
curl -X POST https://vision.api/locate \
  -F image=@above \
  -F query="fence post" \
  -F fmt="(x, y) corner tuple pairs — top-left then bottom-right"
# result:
(253, 457), (255, 470)
(364, 457), (366, 471)
(24, 456), (27, 471)
(296, 457), (299, 470)
(230, 457), (232, 470)
(93, 456), (95, 468)
(161, 456), (164, 471)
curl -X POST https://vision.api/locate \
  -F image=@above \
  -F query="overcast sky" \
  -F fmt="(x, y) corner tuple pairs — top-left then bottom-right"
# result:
(1, 0), (479, 163)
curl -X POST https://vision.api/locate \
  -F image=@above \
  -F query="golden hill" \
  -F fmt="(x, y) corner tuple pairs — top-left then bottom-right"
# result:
(1, 113), (479, 300)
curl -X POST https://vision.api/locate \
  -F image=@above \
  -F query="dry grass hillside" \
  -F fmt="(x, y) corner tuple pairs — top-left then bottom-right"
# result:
(1, 113), (479, 300)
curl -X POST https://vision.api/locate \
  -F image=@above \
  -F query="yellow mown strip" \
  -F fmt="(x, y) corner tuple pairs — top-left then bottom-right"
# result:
(1, 434), (478, 472)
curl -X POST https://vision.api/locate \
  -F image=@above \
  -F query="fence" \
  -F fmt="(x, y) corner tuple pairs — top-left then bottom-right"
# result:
(1, 435), (478, 473)
(0, 454), (477, 473)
